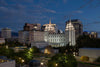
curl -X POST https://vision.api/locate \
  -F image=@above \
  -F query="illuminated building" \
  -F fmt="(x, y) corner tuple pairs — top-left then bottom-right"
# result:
(41, 19), (58, 33)
(19, 19), (77, 47)
(1, 28), (11, 39)
(65, 20), (76, 46)
(44, 32), (67, 47)
(66, 19), (83, 39)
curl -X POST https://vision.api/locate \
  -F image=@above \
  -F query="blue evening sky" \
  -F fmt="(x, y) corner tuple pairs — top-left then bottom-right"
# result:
(0, 0), (100, 33)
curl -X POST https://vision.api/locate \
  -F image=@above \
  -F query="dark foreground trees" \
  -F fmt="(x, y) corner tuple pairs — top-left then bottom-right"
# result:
(76, 35), (100, 48)
(48, 54), (77, 67)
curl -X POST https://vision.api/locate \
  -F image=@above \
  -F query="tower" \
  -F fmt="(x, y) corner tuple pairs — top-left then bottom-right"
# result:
(66, 19), (83, 39)
(65, 19), (76, 46)
(42, 19), (58, 33)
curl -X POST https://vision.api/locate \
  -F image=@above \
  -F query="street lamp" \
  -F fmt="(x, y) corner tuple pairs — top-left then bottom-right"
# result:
(41, 62), (44, 67)
(22, 59), (24, 63)
(56, 63), (58, 67)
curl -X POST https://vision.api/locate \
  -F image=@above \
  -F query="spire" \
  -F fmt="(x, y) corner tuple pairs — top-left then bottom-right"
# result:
(69, 17), (71, 23)
(49, 18), (51, 24)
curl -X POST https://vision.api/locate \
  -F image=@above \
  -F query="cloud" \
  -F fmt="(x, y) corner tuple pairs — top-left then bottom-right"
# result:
(12, 4), (26, 9)
(73, 10), (83, 14)
(0, 6), (8, 11)
(0, 0), (57, 31)
(27, 4), (56, 14)
(44, 8), (56, 13)
(0, 0), (8, 6)
(63, 0), (67, 3)
(9, 0), (34, 3)
(91, 21), (100, 24)
(78, 0), (94, 9)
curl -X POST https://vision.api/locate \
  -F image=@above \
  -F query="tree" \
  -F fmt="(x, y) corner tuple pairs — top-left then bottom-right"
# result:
(31, 46), (40, 53)
(48, 54), (77, 67)
(59, 43), (76, 54)
(76, 35), (100, 48)
(0, 47), (14, 58)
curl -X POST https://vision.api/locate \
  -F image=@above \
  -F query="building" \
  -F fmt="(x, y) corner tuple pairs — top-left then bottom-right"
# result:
(66, 19), (83, 39)
(65, 20), (76, 46)
(18, 30), (46, 45)
(83, 31), (98, 38)
(1, 28), (11, 39)
(41, 19), (58, 33)
(0, 56), (15, 67)
(24, 23), (41, 31)
(19, 19), (76, 48)
(33, 31), (45, 42)
(89, 32), (98, 38)
(44, 32), (67, 47)
(0, 38), (5, 44)
(18, 30), (35, 44)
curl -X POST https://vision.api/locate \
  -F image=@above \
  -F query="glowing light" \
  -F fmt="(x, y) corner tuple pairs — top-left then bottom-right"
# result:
(19, 57), (21, 59)
(22, 59), (24, 63)
(29, 48), (32, 52)
(41, 62), (44, 66)
(56, 63), (58, 67)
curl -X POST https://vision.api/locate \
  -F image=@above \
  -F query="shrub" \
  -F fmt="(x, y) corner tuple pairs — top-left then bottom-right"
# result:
(80, 56), (89, 61)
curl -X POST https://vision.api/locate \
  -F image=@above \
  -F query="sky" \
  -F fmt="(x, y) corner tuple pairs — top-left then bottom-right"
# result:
(0, 0), (100, 34)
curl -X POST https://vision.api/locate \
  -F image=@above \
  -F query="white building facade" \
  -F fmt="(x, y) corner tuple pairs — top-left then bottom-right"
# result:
(44, 32), (67, 47)
(65, 20), (76, 46)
